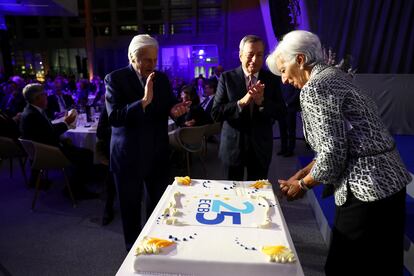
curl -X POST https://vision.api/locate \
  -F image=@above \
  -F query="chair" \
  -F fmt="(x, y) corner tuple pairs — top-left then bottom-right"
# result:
(0, 136), (28, 186)
(203, 122), (222, 154)
(169, 125), (208, 176)
(18, 138), (76, 210)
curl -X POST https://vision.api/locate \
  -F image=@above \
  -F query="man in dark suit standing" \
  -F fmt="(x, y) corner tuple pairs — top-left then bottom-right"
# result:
(211, 35), (286, 180)
(105, 34), (189, 251)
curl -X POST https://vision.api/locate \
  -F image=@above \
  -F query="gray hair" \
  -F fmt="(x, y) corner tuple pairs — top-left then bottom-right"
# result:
(23, 83), (44, 103)
(128, 34), (159, 64)
(266, 30), (323, 76)
(239, 35), (264, 53)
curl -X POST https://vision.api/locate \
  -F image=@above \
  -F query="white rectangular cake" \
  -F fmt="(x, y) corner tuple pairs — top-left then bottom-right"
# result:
(132, 180), (303, 276)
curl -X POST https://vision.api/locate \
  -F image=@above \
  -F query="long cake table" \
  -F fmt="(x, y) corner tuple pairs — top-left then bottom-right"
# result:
(116, 179), (304, 276)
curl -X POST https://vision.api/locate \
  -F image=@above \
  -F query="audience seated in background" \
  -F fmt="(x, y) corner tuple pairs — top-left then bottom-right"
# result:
(75, 78), (90, 108)
(175, 85), (212, 127)
(194, 74), (206, 100)
(200, 78), (217, 120)
(0, 79), (26, 118)
(90, 76), (106, 109)
(46, 77), (75, 119)
(19, 83), (95, 198)
(171, 77), (185, 102)
(210, 65), (224, 81)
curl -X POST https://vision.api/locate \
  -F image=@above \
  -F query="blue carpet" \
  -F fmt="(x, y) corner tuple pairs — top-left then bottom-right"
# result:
(395, 135), (414, 244)
(299, 134), (414, 275)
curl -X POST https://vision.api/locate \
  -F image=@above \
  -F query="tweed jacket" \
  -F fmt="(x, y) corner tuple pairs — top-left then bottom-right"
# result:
(301, 63), (411, 206)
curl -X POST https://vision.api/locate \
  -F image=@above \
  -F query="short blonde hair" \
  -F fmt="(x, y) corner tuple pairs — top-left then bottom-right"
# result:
(266, 30), (323, 76)
(128, 34), (159, 63)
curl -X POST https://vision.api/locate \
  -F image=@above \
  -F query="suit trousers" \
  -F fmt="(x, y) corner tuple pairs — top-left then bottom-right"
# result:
(325, 187), (406, 276)
(278, 109), (297, 153)
(225, 144), (269, 181)
(113, 161), (170, 250)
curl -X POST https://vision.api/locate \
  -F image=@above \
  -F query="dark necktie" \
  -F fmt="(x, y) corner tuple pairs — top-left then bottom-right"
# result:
(248, 75), (256, 116)
(140, 77), (147, 88)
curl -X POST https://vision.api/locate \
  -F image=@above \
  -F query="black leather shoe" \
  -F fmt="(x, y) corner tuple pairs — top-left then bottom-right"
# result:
(102, 208), (114, 226)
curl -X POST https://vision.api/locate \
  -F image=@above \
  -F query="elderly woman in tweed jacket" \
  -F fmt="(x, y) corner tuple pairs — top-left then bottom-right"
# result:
(266, 30), (411, 276)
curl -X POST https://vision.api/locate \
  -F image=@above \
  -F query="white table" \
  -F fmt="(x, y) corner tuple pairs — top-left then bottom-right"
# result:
(53, 116), (99, 162)
(116, 179), (304, 276)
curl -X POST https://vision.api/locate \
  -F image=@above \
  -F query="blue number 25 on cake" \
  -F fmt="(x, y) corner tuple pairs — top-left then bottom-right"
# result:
(195, 199), (254, 225)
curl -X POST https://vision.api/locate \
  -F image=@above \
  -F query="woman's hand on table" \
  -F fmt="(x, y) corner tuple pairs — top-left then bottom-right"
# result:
(278, 178), (306, 201)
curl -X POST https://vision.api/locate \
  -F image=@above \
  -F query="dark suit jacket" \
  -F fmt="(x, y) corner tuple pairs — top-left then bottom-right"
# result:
(203, 95), (215, 117)
(281, 84), (301, 112)
(96, 106), (111, 159)
(105, 65), (177, 175)
(211, 66), (286, 168)
(46, 93), (75, 119)
(0, 110), (20, 140)
(20, 104), (68, 147)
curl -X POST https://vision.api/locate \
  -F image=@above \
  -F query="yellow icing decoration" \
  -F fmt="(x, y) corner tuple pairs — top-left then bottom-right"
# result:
(135, 237), (175, 256)
(175, 176), (191, 186)
(147, 238), (175, 248)
(249, 179), (271, 189)
(261, 245), (287, 255)
(261, 245), (296, 263)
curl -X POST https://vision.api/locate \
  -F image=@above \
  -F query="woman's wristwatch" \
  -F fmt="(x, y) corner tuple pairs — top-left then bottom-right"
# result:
(298, 178), (311, 191)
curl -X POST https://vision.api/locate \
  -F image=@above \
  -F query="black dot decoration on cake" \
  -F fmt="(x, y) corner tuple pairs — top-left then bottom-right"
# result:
(234, 237), (257, 251)
(247, 188), (260, 195)
(224, 182), (237, 191)
(257, 201), (277, 208)
(168, 233), (198, 243)
(202, 180), (212, 188)
(156, 214), (170, 224)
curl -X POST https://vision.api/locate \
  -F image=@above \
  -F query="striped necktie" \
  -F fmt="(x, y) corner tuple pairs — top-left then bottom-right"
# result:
(248, 75), (256, 116)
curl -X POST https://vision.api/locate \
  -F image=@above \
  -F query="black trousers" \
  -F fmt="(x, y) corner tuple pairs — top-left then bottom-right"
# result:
(278, 110), (297, 153)
(113, 163), (170, 251)
(225, 146), (269, 181)
(325, 187), (406, 276)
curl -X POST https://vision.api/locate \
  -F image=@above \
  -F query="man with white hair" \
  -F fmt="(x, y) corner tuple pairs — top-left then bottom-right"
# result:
(105, 34), (189, 250)
(211, 35), (286, 181)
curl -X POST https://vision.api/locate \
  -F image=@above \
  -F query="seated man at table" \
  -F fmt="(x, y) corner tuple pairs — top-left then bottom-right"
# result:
(20, 83), (95, 198)
(45, 76), (75, 119)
